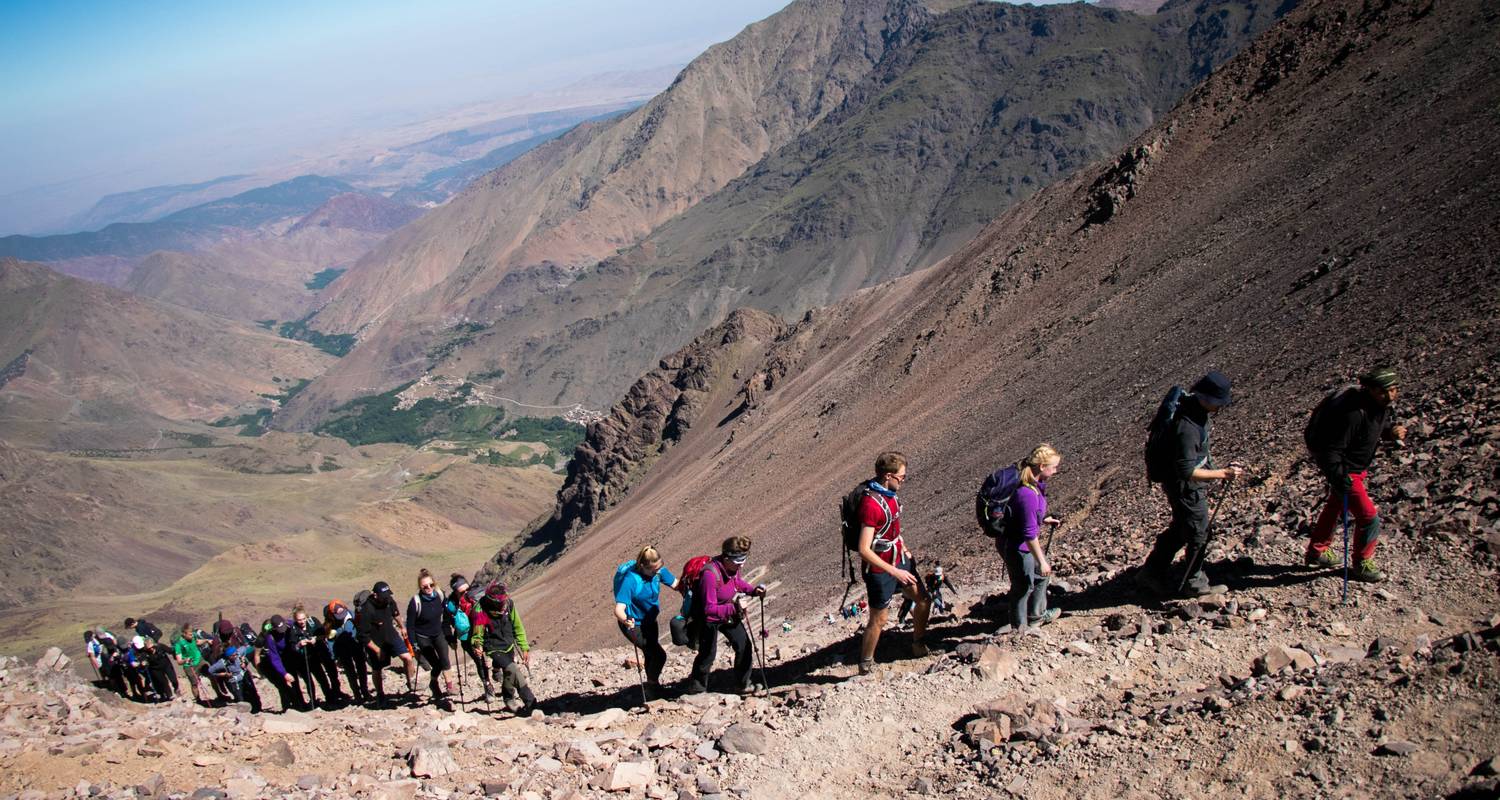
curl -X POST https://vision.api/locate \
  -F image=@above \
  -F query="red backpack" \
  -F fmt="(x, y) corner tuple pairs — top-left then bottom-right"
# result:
(679, 556), (713, 593)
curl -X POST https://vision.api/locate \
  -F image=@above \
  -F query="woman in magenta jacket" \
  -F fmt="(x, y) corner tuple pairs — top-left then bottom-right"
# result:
(685, 536), (766, 694)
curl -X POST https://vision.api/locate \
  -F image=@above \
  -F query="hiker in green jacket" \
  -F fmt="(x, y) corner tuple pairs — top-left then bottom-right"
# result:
(172, 623), (207, 705)
(471, 583), (537, 713)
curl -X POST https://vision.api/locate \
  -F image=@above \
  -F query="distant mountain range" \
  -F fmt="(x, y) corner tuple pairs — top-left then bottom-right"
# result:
(279, 0), (1294, 428)
(0, 176), (365, 261)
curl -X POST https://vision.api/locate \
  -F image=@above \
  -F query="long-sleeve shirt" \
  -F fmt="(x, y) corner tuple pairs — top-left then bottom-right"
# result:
(263, 630), (297, 678)
(406, 591), (446, 642)
(357, 599), (401, 644)
(696, 559), (755, 625)
(1168, 400), (1214, 483)
(1004, 481), (1048, 554)
(1307, 388), (1395, 482)
(471, 601), (529, 656)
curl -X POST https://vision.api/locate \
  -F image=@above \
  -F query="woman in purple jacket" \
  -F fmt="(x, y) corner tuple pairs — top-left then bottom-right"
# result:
(685, 536), (766, 694)
(1002, 444), (1063, 632)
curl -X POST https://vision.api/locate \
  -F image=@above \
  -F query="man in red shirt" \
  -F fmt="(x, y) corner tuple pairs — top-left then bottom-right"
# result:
(857, 451), (930, 675)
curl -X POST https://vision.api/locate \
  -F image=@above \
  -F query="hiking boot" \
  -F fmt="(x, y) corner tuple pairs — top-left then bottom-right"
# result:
(1028, 608), (1061, 627)
(682, 680), (707, 695)
(1181, 583), (1230, 598)
(910, 641), (930, 658)
(504, 696), (523, 713)
(481, 682), (495, 701)
(1351, 559), (1386, 583)
(1304, 548), (1338, 569)
(857, 658), (875, 676)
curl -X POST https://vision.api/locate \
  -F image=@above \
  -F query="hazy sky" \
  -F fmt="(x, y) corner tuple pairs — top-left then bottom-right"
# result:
(0, 0), (791, 233)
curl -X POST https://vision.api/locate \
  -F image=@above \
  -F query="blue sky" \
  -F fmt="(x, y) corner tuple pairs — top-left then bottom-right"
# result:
(0, 0), (791, 232)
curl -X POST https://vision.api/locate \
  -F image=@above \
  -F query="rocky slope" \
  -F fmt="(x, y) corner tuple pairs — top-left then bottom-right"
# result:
(494, 0), (1500, 653)
(479, 309), (787, 585)
(282, 0), (1292, 428)
(1, 402), (1495, 797)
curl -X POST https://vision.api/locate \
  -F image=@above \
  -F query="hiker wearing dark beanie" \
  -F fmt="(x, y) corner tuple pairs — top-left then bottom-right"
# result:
(1303, 366), (1407, 582)
(1138, 371), (1245, 598)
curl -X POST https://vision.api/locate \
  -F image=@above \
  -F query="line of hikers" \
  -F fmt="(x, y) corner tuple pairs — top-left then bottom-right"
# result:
(81, 365), (1406, 705)
(83, 572), (537, 714)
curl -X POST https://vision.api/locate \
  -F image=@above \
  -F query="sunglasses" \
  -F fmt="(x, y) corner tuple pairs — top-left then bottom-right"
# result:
(727, 554), (749, 564)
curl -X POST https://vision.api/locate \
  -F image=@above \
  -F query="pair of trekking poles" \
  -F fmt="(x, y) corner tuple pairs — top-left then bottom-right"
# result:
(1179, 471), (1354, 606)
(629, 594), (771, 709)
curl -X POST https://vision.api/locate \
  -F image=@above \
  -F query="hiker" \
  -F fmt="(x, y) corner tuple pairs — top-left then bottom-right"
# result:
(324, 599), (370, 704)
(472, 582), (537, 713)
(207, 619), (261, 712)
(902, 562), (957, 624)
(171, 623), (207, 704)
(685, 537), (766, 694)
(263, 615), (312, 711)
(359, 581), (417, 705)
(124, 617), (163, 643)
(83, 630), (106, 680)
(135, 636), (175, 702)
(1303, 366), (1408, 583)
(94, 629), (128, 696)
(1000, 444), (1064, 632)
(1137, 372), (1245, 598)
(406, 569), (457, 708)
(855, 451), (930, 675)
(291, 605), (346, 706)
(447, 575), (492, 700)
(613, 546), (681, 696)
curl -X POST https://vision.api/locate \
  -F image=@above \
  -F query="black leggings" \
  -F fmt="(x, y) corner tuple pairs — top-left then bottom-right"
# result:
(688, 619), (752, 690)
(412, 635), (451, 696)
(619, 616), (666, 684)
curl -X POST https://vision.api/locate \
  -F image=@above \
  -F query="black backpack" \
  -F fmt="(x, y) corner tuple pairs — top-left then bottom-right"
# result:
(135, 619), (163, 642)
(1304, 386), (1352, 455)
(1144, 386), (1188, 483)
(974, 465), (1022, 537)
(839, 482), (893, 552)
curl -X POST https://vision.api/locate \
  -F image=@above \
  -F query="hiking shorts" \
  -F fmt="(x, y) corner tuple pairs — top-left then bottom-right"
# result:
(864, 556), (915, 611)
(366, 630), (409, 668)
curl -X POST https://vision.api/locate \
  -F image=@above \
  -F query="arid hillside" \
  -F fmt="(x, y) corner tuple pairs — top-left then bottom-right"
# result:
(282, 0), (1293, 428)
(492, 0), (1500, 650)
(0, 258), (331, 448)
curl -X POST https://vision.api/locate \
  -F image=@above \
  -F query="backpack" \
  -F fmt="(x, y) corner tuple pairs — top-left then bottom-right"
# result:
(839, 482), (893, 552)
(974, 464), (1022, 537)
(613, 560), (639, 597)
(1144, 385), (1188, 483)
(679, 556), (713, 592)
(136, 619), (163, 642)
(351, 590), (372, 623)
(446, 600), (472, 639)
(1304, 386), (1352, 455)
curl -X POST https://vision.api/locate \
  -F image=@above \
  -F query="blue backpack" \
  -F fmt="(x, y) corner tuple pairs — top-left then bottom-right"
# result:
(446, 599), (472, 640)
(975, 465), (1022, 537)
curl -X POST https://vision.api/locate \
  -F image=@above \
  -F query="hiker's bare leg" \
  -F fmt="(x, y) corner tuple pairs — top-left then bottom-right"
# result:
(861, 607), (889, 662)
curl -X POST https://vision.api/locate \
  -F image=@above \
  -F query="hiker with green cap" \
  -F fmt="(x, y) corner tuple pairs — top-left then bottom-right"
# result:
(1303, 366), (1407, 582)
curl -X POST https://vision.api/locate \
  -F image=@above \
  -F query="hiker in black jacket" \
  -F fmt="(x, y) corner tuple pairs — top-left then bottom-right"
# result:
(406, 569), (457, 708)
(1137, 372), (1244, 598)
(1303, 366), (1407, 582)
(358, 581), (417, 705)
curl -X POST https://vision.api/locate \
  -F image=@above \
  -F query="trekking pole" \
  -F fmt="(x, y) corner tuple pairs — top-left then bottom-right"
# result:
(757, 595), (772, 692)
(1179, 480), (1235, 595)
(1340, 493), (1351, 606)
(454, 639), (466, 712)
(629, 639), (648, 708)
